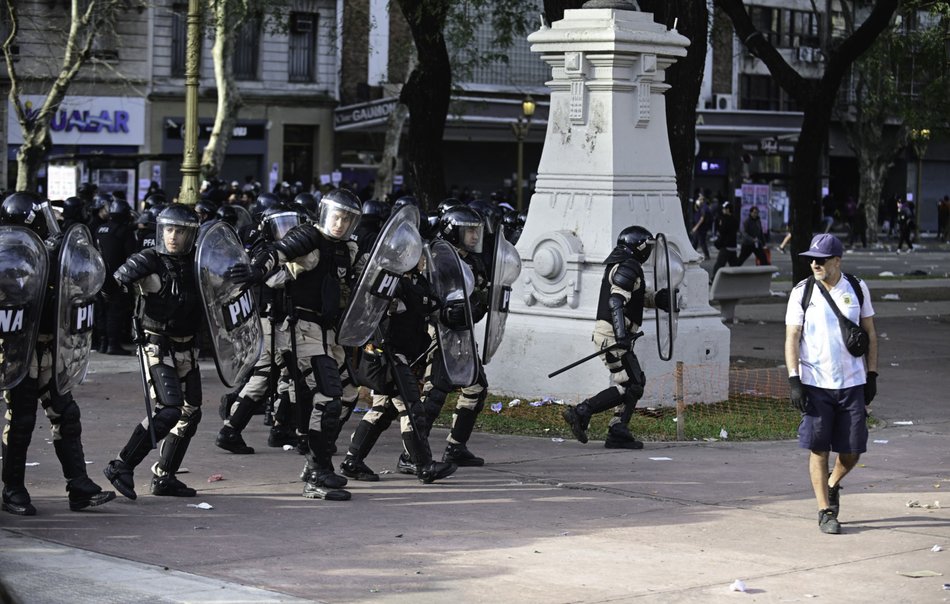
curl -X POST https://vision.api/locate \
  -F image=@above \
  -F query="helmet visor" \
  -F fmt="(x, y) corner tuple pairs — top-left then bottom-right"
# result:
(316, 200), (360, 241)
(456, 221), (483, 254)
(264, 211), (301, 241)
(35, 201), (61, 237)
(156, 219), (198, 255)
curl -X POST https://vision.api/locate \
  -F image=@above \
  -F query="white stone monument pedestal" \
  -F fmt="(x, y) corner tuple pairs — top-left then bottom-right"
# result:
(483, 5), (730, 406)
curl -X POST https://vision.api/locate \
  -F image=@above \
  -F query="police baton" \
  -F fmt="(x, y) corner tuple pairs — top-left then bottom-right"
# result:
(131, 316), (157, 449)
(547, 332), (643, 379)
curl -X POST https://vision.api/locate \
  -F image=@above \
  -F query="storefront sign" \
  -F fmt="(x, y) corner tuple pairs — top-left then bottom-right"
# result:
(334, 98), (398, 129)
(8, 96), (145, 145)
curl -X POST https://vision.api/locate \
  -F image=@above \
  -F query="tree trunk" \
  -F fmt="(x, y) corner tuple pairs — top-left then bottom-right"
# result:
(201, 0), (244, 182)
(858, 157), (887, 246)
(374, 49), (417, 200)
(716, 0), (898, 282)
(397, 0), (451, 210)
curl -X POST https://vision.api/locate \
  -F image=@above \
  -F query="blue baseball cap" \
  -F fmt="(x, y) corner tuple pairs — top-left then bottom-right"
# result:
(799, 233), (844, 258)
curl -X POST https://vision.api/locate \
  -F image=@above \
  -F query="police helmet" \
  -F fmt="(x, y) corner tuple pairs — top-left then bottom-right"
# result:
(605, 225), (654, 265)
(108, 199), (132, 220)
(0, 192), (59, 238)
(91, 192), (112, 212)
(292, 192), (319, 220)
(392, 195), (418, 212)
(252, 192), (282, 223)
(144, 192), (167, 209)
(195, 199), (217, 222)
(155, 204), (200, 256)
(361, 199), (391, 223)
(315, 188), (362, 241)
(63, 196), (86, 221)
(77, 182), (98, 202)
(437, 198), (464, 217)
(216, 204), (239, 227)
(437, 205), (484, 253)
(261, 205), (302, 242)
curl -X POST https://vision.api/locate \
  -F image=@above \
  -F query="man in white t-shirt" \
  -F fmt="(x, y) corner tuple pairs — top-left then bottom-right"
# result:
(784, 234), (878, 534)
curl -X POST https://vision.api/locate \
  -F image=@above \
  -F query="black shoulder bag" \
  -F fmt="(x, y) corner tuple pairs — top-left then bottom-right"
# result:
(810, 280), (869, 357)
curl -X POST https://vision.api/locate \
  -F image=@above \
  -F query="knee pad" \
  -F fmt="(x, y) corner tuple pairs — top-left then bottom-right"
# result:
(180, 407), (202, 438)
(310, 355), (343, 398)
(620, 351), (646, 392)
(150, 363), (184, 407)
(423, 395), (445, 426)
(151, 405), (184, 438)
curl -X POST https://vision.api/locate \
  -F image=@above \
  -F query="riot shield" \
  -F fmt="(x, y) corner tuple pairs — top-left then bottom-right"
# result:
(426, 239), (477, 387)
(53, 224), (106, 395)
(196, 221), (264, 388)
(337, 205), (423, 347)
(0, 226), (49, 390)
(481, 230), (522, 364)
(652, 232), (683, 361)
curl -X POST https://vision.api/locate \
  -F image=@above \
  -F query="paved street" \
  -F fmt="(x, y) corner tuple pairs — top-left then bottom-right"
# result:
(1, 243), (949, 604)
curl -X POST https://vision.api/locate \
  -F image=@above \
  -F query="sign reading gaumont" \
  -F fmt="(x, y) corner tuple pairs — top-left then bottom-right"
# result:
(7, 96), (145, 146)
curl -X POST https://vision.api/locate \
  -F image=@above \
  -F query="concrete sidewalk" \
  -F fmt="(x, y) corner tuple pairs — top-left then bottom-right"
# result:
(1, 282), (949, 603)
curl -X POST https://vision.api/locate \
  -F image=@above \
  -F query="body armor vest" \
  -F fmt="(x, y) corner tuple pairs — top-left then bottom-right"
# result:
(141, 253), (200, 337)
(596, 258), (646, 327)
(287, 233), (351, 329)
(385, 273), (436, 361)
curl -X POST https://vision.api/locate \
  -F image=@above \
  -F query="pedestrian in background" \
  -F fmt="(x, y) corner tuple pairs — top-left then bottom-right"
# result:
(689, 193), (712, 260)
(784, 234), (878, 534)
(736, 206), (769, 266)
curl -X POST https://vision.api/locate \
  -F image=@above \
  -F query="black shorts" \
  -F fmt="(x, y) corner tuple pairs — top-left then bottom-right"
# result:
(797, 384), (868, 454)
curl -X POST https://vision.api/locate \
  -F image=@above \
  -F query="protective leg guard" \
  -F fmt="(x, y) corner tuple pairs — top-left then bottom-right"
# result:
(157, 434), (193, 476)
(66, 476), (116, 511)
(562, 402), (593, 444)
(1, 431), (33, 489)
(118, 423), (159, 470)
(216, 425), (255, 454)
(447, 407), (481, 453)
(304, 429), (347, 489)
(103, 459), (137, 500)
(218, 392), (237, 420)
(604, 423), (644, 450)
(149, 363), (185, 407)
(340, 419), (384, 482)
(268, 424), (297, 448)
(585, 387), (625, 415)
(400, 433), (456, 484)
(54, 437), (90, 482)
(421, 389), (448, 437)
(225, 395), (259, 432)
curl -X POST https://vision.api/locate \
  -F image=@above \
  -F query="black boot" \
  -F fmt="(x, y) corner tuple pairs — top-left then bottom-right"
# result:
(66, 476), (116, 511)
(443, 442), (484, 467)
(562, 402), (593, 443)
(1, 486), (36, 516)
(401, 431), (456, 484)
(604, 423), (644, 450)
(301, 429), (350, 500)
(215, 425), (255, 454)
(340, 457), (380, 482)
(340, 420), (384, 481)
(396, 452), (418, 475)
(150, 474), (197, 497)
(103, 459), (137, 500)
(267, 425), (297, 448)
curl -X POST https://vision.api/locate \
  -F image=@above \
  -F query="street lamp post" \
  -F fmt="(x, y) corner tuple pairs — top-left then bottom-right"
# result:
(179, 0), (203, 205)
(910, 127), (930, 240)
(511, 96), (536, 212)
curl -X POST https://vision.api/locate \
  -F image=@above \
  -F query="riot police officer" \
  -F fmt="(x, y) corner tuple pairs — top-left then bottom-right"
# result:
(1, 192), (116, 515)
(227, 189), (362, 501)
(413, 205), (491, 468)
(103, 204), (205, 499)
(96, 199), (136, 355)
(561, 226), (673, 449)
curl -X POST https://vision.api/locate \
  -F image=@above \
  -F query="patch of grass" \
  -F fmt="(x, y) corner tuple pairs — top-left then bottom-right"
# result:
(427, 394), (879, 442)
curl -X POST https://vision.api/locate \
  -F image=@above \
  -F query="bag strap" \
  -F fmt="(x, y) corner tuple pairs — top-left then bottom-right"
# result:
(813, 279), (849, 324)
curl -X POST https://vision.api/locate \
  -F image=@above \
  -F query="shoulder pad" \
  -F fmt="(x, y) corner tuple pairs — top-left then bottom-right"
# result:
(275, 224), (320, 260)
(610, 258), (644, 291)
(114, 248), (160, 286)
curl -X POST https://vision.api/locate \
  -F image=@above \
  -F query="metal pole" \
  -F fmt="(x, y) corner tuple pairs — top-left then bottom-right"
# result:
(179, 0), (203, 205)
(674, 361), (685, 441)
(516, 130), (525, 212)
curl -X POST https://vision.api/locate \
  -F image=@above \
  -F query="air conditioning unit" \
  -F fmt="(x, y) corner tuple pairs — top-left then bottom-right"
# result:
(713, 93), (733, 111)
(292, 14), (314, 33)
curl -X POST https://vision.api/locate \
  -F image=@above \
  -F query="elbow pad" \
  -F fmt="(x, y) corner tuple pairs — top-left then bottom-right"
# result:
(114, 249), (159, 288)
(275, 224), (320, 261)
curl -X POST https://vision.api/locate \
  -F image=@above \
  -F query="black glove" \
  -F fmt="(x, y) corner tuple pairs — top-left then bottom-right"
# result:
(864, 371), (878, 405)
(440, 301), (467, 329)
(225, 263), (265, 286)
(654, 288), (672, 313)
(789, 376), (807, 413)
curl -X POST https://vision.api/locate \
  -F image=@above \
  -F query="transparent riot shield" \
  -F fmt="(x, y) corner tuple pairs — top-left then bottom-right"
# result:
(0, 226), (49, 389)
(53, 224), (106, 394)
(426, 239), (477, 388)
(196, 221), (264, 388)
(481, 230), (522, 364)
(337, 205), (423, 347)
(652, 233), (684, 361)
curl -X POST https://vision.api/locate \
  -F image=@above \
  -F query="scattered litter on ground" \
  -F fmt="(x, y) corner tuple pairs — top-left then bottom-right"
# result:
(353, 407), (369, 414)
(770, 289), (786, 298)
(508, 399), (521, 407)
(649, 457), (673, 461)
(551, 437), (564, 443)
(882, 293), (901, 301)
(85, 460), (94, 465)
(907, 500), (941, 509)
(873, 440), (889, 444)
(25, 462), (39, 467)
(879, 271), (895, 277)
(379, 469), (392, 475)
(207, 474), (224, 483)
(893, 420), (914, 425)
(879, 332), (888, 339)
(187, 502), (214, 510)
(729, 579), (747, 592)
(490, 402), (503, 414)
(906, 307), (918, 311)
(719, 428), (728, 439)
(283, 444), (294, 451)
(932, 545), (943, 552)
(193, 526), (209, 530)
(890, 362), (900, 367)
(531, 396), (564, 407)
(897, 570), (942, 578)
